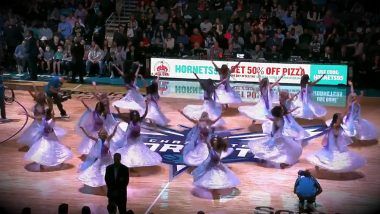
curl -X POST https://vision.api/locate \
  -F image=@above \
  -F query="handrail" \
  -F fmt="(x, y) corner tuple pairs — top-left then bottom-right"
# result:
(105, 12), (115, 24)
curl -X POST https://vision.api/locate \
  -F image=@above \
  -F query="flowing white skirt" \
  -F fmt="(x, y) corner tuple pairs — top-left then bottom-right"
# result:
(112, 88), (146, 115)
(192, 162), (240, 189)
(116, 136), (162, 167)
(146, 101), (169, 126)
(344, 118), (378, 141)
(293, 96), (326, 120)
(103, 114), (128, 153)
(307, 148), (366, 173)
(24, 133), (73, 166)
(183, 141), (209, 166)
(248, 134), (302, 166)
(18, 120), (43, 147)
(262, 116), (310, 140)
(215, 85), (242, 104)
(182, 100), (225, 127)
(78, 154), (113, 187)
(238, 99), (271, 122)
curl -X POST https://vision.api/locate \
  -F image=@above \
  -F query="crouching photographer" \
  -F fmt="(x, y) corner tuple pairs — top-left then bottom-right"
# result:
(44, 76), (70, 118)
(294, 170), (322, 210)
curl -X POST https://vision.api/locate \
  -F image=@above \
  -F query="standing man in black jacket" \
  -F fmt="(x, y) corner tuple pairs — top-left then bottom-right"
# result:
(70, 37), (85, 83)
(24, 30), (39, 80)
(105, 153), (129, 214)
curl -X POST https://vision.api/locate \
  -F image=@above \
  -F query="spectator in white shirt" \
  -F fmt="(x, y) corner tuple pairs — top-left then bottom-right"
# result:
(39, 22), (53, 41)
(86, 42), (104, 76)
(164, 33), (175, 51)
(200, 18), (213, 34)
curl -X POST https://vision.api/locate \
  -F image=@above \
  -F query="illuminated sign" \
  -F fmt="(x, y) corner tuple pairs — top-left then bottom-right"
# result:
(151, 58), (348, 85)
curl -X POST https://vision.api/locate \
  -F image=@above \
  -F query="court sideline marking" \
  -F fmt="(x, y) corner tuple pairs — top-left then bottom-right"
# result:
(144, 182), (171, 214)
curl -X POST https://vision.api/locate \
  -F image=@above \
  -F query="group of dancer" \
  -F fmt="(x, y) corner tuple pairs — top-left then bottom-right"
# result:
(16, 61), (378, 195)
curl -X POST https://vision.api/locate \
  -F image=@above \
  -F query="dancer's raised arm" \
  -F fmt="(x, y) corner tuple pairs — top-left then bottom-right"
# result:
(80, 127), (97, 141)
(178, 110), (197, 124)
(231, 61), (242, 73)
(286, 107), (299, 115)
(112, 63), (125, 77)
(270, 74), (284, 89)
(348, 80), (355, 94)
(81, 99), (91, 110)
(211, 60), (220, 71)
(289, 91), (300, 101)
(310, 74), (325, 86)
(107, 122), (121, 141)
(141, 100), (149, 119)
(210, 114), (222, 125)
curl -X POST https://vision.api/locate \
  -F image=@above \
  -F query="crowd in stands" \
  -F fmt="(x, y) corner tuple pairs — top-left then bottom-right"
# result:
(0, 0), (379, 87)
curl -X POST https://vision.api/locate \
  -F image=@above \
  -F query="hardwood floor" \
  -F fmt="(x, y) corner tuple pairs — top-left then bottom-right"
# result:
(0, 84), (379, 214)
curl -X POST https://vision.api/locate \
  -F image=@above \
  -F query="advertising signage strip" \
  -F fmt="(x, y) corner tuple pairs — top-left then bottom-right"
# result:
(151, 58), (348, 86)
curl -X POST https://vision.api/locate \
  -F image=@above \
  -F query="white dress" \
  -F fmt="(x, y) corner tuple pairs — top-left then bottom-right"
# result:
(103, 113), (128, 153)
(215, 74), (242, 104)
(78, 139), (113, 187)
(18, 104), (46, 147)
(76, 109), (105, 155)
(183, 125), (211, 166)
(116, 122), (162, 167)
(24, 119), (73, 166)
(281, 100), (310, 140)
(238, 86), (273, 122)
(342, 102), (378, 141)
(112, 83), (146, 115)
(293, 85), (327, 119)
(192, 148), (240, 189)
(249, 118), (302, 166)
(182, 92), (225, 127)
(145, 94), (169, 126)
(307, 127), (366, 172)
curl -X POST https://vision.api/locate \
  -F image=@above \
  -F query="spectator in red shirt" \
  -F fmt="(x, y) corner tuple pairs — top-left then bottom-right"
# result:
(190, 28), (204, 48)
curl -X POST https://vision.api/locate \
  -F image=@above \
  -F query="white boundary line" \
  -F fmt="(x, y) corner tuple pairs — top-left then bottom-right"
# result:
(144, 182), (171, 214)
(72, 84), (82, 90)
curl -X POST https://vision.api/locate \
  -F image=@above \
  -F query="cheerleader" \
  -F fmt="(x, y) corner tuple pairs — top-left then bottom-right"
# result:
(279, 90), (310, 140)
(78, 124), (120, 187)
(112, 63), (146, 115)
(180, 111), (222, 166)
(307, 113), (366, 173)
(211, 61), (242, 107)
(182, 73), (226, 127)
(293, 74), (327, 119)
(238, 74), (284, 123)
(92, 82), (127, 151)
(145, 74), (169, 126)
(18, 87), (47, 147)
(116, 104), (162, 167)
(341, 81), (378, 141)
(192, 135), (240, 194)
(24, 108), (73, 168)
(248, 106), (302, 168)
(76, 99), (106, 155)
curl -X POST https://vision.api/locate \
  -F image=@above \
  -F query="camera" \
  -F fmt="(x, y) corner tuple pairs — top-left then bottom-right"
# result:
(54, 90), (72, 104)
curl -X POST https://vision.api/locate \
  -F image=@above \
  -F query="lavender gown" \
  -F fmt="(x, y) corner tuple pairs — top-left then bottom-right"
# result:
(182, 91), (225, 127)
(183, 124), (211, 166)
(238, 85), (273, 122)
(116, 122), (162, 167)
(146, 93), (169, 126)
(113, 83), (146, 115)
(281, 99), (310, 140)
(24, 118), (73, 166)
(293, 85), (326, 119)
(78, 139), (113, 187)
(249, 118), (302, 166)
(215, 73), (242, 104)
(192, 148), (240, 189)
(76, 109), (104, 155)
(18, 104), (46, 147)
(342, 102), (378, 141)
(307, 127), (366, 172)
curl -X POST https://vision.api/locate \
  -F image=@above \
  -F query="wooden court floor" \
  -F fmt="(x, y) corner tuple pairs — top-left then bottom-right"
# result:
(0, 83), (379, 214)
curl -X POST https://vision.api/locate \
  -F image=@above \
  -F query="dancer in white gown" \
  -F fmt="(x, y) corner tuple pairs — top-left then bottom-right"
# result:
(24, 108), (73, 167)
(78, 124), (120, 187)
(239, 74), (284, 122)
(112, 63), (146, 115)
(341, 81), (378, 141)
(116, 105), (162, 167)
(182, 73), (226, 127)
(307, 113), (366, 173)
(293, 74), (327, 119)
(76, 100), (106, 155)
(279, 91), (310, 140)
(180, 111), (222, 166)
(211, 61), (242, 107)
(192, 135), (240, 190)
(249, 106), (302, 168)
(145, 74), (169, 126)
(18, 87), (47, 147)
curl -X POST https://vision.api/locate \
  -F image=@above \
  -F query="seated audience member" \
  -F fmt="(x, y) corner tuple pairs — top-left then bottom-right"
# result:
(86, 42), (104, 76)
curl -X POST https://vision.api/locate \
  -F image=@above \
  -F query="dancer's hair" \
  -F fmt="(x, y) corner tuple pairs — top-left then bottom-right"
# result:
(45, 108), (53, 120)
(221, 64), (229, 76)
(130, 110), (140, 122)
(123, 71), (137, 85)
(200, 78), (216, 100)
(300, 74), (310, 88)
(211, 135), (228, 152)
(329, 113), (341, 127)
(95, 101), (105, 115)
(35, 92), (47, 105)
(271, 106), (283, 118)
(147, 81), (159, 95)
(259, 77), (269, 95)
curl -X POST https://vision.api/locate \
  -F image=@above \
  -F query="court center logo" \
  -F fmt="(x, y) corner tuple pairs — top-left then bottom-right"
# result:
(140, 124), (327, 180)
(153, 61), (170, 76)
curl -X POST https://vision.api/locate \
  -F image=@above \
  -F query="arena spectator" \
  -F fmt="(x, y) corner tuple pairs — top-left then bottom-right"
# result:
(86, 42), (104, 77)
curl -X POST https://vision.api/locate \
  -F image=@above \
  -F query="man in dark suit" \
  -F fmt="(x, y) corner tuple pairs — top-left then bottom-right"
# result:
(70, 37), (85, 83)
(105, 153), (129, 214)
(24, 30), (39, 80)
